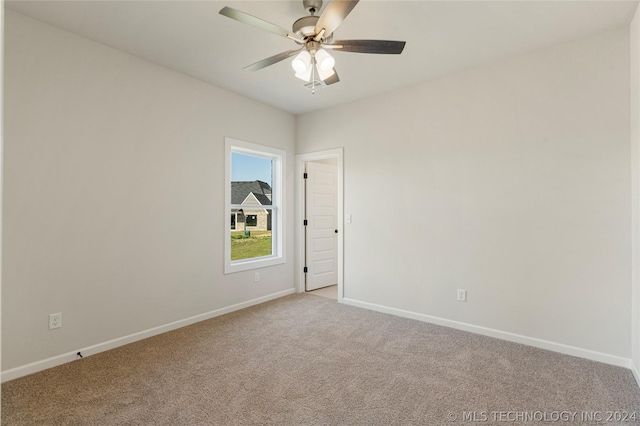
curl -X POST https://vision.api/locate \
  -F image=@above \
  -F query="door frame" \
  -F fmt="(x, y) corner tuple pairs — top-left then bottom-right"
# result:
(295, 148), (344, 302)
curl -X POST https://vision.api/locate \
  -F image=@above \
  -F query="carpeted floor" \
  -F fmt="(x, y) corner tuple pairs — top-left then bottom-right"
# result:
(2, 293), (639, 425)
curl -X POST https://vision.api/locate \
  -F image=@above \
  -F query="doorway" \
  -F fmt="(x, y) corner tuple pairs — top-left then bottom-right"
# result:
(296, 149), (344, 302)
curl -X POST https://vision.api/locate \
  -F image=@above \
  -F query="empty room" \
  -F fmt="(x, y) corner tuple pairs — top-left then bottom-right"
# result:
(3, 0), (640, 424)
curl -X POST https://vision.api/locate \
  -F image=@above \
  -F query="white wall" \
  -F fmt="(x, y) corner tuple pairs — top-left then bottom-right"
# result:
(297, 27), (631, 359)
(631, 5), (640, 376)
(2, 11), (296, 374)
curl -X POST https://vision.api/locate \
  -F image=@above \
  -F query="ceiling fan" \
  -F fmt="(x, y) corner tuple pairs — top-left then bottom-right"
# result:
(219, 0), (406, 91)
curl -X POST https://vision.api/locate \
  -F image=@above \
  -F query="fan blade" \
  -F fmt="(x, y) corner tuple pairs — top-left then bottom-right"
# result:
(328, 40), (406, 54)
(324, 69), (340, 85)
(314, 0), (359, 40)
(244, 49), (303, 71)
(220, 7), (303, 42)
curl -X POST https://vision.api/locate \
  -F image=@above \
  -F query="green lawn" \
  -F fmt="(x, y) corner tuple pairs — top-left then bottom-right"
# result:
(231, 230), (272, 261)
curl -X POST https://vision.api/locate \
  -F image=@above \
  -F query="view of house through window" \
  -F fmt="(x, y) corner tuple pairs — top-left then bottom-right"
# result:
(230, 152), (273, 261)
(225, 138), (284, 274)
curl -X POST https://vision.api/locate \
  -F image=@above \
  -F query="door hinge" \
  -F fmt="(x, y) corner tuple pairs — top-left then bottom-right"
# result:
(303, 219), (308, 226)
(304, 267), (308, 273)
(303, 172), (308, 179)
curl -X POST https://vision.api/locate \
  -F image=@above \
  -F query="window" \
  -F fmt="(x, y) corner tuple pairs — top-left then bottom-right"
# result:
(225, 138), (285, 274)
(246, 215), (258, 227)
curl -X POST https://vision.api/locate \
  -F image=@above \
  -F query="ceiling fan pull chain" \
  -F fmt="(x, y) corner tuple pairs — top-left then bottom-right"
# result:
(312, 58), (317, 94)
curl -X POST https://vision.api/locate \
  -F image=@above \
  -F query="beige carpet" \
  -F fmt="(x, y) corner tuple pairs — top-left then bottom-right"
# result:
(2, 293), (639, 425)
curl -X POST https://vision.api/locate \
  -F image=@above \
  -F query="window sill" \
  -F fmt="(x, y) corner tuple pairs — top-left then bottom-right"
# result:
(224, 255), (285, 275)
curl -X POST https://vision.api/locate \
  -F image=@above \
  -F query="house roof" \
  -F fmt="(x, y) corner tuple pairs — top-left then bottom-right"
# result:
(231, 180), (272, 206)
(251, 193), (272, 206)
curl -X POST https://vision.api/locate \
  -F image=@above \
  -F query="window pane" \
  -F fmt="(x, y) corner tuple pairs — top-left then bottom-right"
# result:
(230, 210), (273, 261)
(230, 152), (274, 262)
(231, 152), (272, 188)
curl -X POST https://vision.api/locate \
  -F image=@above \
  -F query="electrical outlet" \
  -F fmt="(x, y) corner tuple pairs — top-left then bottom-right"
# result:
(49, 313), (62, 329)
(254, 272), (260, 282)
(457, 289), (467, 302)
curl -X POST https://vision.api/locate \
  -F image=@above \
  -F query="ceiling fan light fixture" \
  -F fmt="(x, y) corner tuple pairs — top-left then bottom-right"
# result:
(317, 65), (335, 81)
(315, 48), (335, 71)
(294, 61), (313, 81)
(291, 50), (312, 73)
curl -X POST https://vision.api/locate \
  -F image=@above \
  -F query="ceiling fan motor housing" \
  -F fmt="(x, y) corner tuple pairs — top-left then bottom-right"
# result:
(294, 0), (323, 38)
(293, 15), (319, 38)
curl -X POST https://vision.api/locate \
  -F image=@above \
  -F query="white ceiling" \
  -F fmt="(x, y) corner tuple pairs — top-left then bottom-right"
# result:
(6, 0), (639, 115)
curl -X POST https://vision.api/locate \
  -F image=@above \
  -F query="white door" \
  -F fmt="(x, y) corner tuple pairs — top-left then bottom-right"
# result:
(305, 161), (338, 291)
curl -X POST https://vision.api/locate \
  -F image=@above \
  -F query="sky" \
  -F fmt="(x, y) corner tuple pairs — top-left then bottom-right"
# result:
(232, 152), (272, 185)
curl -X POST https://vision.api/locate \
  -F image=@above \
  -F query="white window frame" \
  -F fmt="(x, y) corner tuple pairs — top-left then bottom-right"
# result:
(224, 137), (285, 274)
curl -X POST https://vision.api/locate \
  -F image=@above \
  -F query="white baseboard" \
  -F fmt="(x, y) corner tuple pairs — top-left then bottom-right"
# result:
(342, 298), (634, 370)
(1, 288), (295, 383)
(631, 361), (640, 389)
